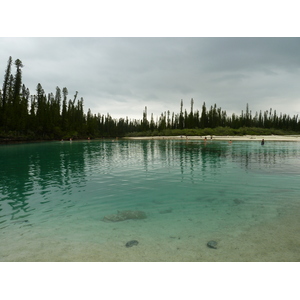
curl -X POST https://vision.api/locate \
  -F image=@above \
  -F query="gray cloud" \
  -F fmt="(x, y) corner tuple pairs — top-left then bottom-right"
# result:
(1, 37), (300, 120)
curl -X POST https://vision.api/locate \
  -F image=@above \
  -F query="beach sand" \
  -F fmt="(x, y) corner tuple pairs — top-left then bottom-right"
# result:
(124, 135), (300, 142)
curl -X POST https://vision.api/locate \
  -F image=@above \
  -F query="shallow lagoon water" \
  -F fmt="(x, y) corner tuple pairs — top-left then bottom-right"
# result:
(1, 139), (300, 261)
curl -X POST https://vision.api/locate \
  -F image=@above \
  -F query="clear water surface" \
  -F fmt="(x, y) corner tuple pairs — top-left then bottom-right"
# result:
(1, 139), (300, 261)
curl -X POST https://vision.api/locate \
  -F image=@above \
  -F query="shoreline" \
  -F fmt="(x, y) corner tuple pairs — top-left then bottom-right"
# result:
(124, 135), (300, 142)
(1, 135), (300, 145)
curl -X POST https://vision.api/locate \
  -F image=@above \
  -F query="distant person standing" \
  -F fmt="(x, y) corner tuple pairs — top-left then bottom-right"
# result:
(261, 139), (265, 145)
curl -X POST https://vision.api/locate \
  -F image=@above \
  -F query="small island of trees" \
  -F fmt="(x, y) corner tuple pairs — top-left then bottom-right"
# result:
(0, 56), (300, 143)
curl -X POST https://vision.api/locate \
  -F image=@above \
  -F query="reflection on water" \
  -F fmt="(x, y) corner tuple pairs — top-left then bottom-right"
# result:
(0, 142), (86, 227)
(1, 140), (300, 225)
(1, 139), (300, 261)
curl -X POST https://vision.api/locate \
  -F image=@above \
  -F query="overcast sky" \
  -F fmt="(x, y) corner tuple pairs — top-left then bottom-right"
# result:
(1, 37), (300, 121)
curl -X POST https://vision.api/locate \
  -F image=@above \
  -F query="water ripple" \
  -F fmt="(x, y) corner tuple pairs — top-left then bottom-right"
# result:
(0, 140), (300, 240)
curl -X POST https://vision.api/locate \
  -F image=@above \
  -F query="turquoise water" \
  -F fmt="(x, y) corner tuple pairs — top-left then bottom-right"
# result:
(1, 139), (300, 261)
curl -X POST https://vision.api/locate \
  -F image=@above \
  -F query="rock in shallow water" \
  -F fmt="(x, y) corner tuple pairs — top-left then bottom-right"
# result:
(207, 240), (218, 249)
(102, 210), (147, 222)
(233, 199), (244, 205)
(125, 240), (139, 247)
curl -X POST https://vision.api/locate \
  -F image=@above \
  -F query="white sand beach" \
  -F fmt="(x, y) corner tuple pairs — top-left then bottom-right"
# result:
(125, 135), (300, 142)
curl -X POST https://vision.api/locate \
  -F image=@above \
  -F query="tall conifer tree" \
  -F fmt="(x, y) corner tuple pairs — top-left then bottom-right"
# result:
(2, 56), (12, 109)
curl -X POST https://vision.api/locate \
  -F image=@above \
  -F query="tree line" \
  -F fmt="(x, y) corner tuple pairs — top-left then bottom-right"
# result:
(0, 56), (300, 140)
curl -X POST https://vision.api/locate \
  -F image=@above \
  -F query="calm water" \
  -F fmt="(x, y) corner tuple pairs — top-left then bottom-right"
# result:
(1, 139), (300, 261)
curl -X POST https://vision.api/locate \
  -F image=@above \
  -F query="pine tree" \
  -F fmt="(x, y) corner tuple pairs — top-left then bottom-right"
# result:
(142, 106), (149, 131)
(179, 99), (184, 129)
(188, 98), (194, 129)
(12, 59), (24, 131)
(200, 102), (208, 128)
(1, 57), (13, 129)
(1, 56), (12, 110)
(61, 87), (68, 132)
(167, 110), (171, 129)
(53, 86), (62, 129)
(150, 113), (155, 131)
(13, 59), (23, 101)
(19, 84), (29, 133)
(35, 83), (47, 135)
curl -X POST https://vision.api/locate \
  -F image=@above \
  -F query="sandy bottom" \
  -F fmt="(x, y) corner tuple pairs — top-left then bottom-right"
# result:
(1, 204), (299, 262)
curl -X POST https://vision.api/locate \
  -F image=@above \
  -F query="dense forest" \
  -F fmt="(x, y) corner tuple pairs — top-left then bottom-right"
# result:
(0, 56), (300, 142)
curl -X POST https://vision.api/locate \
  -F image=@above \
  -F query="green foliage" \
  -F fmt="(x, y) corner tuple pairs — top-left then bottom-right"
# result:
(1, 56), (300, 143)
(125, 127), (300, 137)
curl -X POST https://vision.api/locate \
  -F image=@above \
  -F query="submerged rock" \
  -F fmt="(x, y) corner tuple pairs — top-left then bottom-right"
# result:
(207, 240), (218, 249)
(233, 199), (244, 205)
(102, 210), (147, 222)
(125, 240), (139, 247)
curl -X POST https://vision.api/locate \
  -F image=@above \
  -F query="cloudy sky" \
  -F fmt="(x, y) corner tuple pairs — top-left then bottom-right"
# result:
(1, 37), (300, 121)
